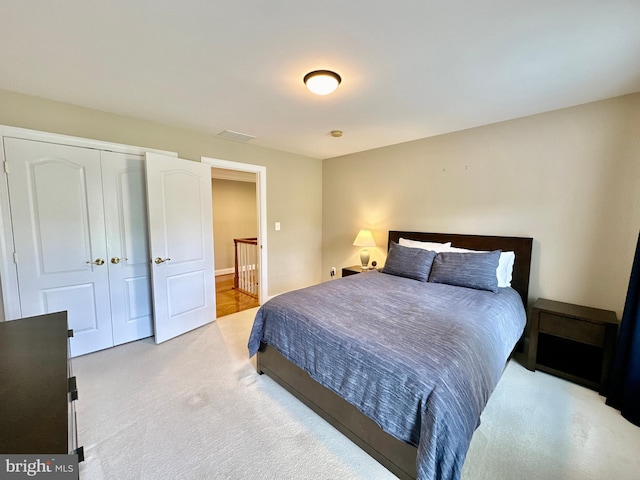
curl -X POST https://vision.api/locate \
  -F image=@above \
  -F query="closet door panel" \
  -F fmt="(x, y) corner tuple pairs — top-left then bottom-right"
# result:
(101, 151), (153, 345)
(42, 284), (99, 331)
(4, 138), (113, 356)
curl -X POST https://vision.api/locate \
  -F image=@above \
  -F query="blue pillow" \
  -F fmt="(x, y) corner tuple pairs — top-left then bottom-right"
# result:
(429, 250), (501, 293)
(382, 242), (437, 282)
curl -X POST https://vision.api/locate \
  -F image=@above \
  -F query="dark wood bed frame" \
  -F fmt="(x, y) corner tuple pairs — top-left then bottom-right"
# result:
(257, 231), (533, 480)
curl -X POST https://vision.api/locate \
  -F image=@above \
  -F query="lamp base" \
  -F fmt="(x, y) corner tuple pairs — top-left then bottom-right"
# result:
(359, 249), (370, 269)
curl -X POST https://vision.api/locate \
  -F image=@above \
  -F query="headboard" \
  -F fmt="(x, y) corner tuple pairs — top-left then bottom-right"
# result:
(388, 231), (533, 307)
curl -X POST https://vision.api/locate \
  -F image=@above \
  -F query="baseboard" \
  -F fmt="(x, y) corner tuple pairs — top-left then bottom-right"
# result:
(215, 268), (234, 276)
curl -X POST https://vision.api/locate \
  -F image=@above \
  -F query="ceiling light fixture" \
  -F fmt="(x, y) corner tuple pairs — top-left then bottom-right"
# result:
(304, 70), (341, 95)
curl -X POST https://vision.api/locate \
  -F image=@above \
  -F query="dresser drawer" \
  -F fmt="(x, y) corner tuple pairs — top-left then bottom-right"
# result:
(539, 312), (605, 347)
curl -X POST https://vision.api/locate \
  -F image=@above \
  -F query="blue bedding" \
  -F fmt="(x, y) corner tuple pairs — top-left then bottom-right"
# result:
(248, 270), (526, 480)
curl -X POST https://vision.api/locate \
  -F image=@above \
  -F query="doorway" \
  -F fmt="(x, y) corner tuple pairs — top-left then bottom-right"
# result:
(211, 174), (258, 317)
(202, 156), (268, 317)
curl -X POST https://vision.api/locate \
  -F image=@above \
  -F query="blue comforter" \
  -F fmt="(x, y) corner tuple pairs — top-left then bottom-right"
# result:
(248, 270), (526, 480)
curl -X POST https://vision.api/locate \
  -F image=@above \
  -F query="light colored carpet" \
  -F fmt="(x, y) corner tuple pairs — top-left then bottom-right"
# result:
(74, 308), (640, 479)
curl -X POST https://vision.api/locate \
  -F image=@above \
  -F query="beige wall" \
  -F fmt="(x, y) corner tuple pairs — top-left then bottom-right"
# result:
(0, 88), (323, 297)
(323, 93), (640, 316)
(212, 179), (258, 272)
(3, 88), (638, 314)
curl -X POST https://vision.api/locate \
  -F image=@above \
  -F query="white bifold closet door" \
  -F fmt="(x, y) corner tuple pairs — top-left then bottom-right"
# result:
(5, 138), (153, 356)
(101, 151), (154, 345)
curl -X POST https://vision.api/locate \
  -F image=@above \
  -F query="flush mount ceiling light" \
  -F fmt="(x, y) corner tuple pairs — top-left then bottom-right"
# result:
(304, 70), (341, 95)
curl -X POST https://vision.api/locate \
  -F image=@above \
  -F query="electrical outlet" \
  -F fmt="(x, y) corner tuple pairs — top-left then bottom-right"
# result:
(330, 267), (337, 278)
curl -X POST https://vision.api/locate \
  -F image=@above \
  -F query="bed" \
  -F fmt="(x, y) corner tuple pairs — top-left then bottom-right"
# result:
(248, 231), (533, 480)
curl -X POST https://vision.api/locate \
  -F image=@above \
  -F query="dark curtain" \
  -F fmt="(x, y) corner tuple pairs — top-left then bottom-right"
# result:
(606, 231), (640, 426)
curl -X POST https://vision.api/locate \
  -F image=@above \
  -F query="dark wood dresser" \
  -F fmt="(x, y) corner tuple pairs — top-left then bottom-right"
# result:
(0, 311), (83, 459)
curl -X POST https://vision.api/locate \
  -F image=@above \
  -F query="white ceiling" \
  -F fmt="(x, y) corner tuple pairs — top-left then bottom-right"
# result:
(1, 1), (639, 160)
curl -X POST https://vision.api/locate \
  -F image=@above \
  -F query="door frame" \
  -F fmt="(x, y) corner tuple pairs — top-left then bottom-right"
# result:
(0, 124), (176, 321)
(201, 156), (267, 304)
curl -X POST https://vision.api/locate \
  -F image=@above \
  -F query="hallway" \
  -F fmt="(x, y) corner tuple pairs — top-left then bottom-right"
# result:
(215, 273), (260, 318)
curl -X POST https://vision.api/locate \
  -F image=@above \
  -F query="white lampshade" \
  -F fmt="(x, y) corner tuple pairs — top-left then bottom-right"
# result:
(304, 70), (341, 95)
(353, 229), (376, 247)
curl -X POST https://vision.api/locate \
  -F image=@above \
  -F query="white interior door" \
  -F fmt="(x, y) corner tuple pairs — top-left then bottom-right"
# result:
(5, 138), (114, 356)
(101, 151), (153, 345)
(145, 152), (216, 343)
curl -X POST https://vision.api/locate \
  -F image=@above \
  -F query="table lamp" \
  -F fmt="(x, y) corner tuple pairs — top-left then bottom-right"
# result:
(353, 229), (376, 269)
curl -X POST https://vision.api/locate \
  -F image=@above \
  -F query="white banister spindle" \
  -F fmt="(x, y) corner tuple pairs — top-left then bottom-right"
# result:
(234, 238), (258, 297)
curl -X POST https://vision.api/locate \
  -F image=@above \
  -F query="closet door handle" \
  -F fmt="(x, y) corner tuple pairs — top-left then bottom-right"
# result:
(86, 258), (105, 266)
(154, 257), (171, 264)
(111, 257), (127, 264)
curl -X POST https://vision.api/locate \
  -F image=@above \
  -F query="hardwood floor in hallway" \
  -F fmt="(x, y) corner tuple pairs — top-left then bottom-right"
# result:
(216, 273), (260, 318)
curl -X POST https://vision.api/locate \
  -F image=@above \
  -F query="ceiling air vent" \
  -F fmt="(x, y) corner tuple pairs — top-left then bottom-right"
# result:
(217, 129), (255, 143)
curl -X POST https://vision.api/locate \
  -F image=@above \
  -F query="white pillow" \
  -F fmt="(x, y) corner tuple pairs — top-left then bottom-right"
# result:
(444, 246), (515, 288)
(497, 251), (515, 288)
(399, 238), (452, 252)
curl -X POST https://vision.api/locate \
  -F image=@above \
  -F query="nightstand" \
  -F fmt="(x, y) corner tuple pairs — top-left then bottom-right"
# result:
(342, 265), (364, 277)
(527, 298), (619, 394)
